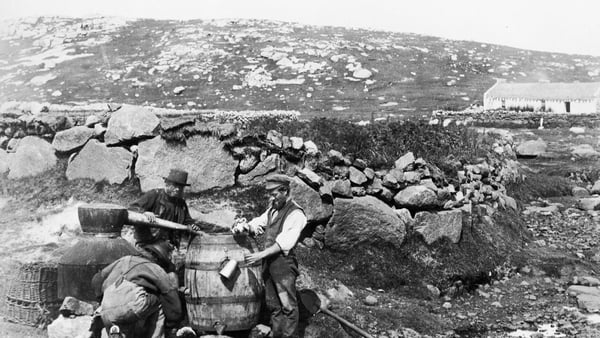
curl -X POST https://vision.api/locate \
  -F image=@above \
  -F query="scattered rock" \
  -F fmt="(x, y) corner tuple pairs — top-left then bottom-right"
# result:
(395, 152), (415, 171)
(104, 105), (160, 145)
(394, 185), (437, 208)
(52, 126), (94, 153)
(363, 295), (378, 305)
(59, 296), (95, 317)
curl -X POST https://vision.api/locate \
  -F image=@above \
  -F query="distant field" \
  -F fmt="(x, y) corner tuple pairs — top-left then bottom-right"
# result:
(1, 17), (600, 117)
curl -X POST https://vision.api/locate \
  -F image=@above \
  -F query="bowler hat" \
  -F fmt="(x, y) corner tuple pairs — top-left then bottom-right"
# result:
(164, 168), (190, 186)
(265, 174), (291, 190)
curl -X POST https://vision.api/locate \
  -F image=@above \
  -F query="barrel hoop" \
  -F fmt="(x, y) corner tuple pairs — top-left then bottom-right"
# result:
(185, 295), (260, 305)
(186, 261), (261, 270)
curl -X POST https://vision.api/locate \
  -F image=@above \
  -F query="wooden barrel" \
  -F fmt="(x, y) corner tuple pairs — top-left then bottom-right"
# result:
(185, 233), (264, 332)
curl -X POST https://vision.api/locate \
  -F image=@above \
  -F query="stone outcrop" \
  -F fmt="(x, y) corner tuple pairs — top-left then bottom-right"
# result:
(414, 209), (463, 244)
(8, 136), (57, 179)
(325, 196), (407, 250)
(104, 105), (160, 145)
(136, 135), (237, 192)
(52, 126), (94, 153)
(66, 139), (132, 184)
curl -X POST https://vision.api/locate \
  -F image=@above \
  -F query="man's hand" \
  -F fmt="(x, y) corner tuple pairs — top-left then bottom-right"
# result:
(143, 211), (157, 224)
(244, 251), (264, 265)
(249, 223), (264, 236)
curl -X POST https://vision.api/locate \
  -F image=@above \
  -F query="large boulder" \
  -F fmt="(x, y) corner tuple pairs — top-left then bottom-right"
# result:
(414, 209), (463, 244)
(104, 105), (160, 145)
(52, 126), (94, 153)
(325, 195), (407, 250)
(66, 139), (132, 184)
(8, 136), (57, 179)
(393, 185), (437, 208)
(290, 177), (332, 223)
(516, 139), (547, 157)
(136, 135), (237, 193)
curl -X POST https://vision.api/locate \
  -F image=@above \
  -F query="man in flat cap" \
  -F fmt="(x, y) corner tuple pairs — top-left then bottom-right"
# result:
(239, 173), (307, 338)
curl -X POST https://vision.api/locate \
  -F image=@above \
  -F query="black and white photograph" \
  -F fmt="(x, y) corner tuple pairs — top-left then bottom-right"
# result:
(1, 1), (600, 337)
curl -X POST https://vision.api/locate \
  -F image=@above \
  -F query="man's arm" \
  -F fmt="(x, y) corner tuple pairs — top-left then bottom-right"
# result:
(244, 210), (306, 264)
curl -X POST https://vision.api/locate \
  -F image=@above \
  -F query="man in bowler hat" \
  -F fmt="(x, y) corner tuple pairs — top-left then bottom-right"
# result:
(129, 168), (200, 251)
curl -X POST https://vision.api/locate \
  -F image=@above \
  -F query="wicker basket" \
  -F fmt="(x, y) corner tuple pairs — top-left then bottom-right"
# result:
(5, 297), (61, 327)
(4, 262), (61, 327)
(6, 262), (58, 303)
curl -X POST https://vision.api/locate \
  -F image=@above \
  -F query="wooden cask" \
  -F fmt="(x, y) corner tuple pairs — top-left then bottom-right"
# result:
(185, 233), (264, 332)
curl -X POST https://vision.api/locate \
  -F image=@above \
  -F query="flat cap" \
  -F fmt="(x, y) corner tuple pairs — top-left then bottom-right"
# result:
(265, 174), (291, 190)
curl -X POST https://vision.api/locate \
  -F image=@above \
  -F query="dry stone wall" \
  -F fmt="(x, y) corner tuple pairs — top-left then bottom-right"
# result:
(0, 102), (520, 249)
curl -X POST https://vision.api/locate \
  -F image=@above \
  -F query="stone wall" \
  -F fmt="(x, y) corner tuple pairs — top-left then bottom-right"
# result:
(1, 102), (521, 251)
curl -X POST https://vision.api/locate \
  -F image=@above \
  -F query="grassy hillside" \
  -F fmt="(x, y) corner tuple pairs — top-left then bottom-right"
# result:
(1, 16), (600, 120)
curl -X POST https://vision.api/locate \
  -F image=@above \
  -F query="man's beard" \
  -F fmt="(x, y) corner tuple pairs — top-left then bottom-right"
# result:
(273, 199), (286, 210)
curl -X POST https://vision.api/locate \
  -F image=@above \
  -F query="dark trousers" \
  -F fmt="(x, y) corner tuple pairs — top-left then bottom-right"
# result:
(264, 255), (300, 338)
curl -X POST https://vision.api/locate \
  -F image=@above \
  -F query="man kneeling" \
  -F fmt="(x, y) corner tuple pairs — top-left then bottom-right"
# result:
(92, 241), (184, 338)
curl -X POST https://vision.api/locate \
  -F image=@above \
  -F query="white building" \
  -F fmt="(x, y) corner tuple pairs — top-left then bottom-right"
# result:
(483, 81), (600, 114)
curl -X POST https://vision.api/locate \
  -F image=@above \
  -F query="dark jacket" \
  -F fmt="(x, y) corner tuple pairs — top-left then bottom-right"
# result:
(92, 255), (184, 324)
(129, 189), (194, 248)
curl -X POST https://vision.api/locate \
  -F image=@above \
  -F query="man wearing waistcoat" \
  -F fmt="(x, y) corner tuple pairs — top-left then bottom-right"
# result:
(243, 174), (307, 338)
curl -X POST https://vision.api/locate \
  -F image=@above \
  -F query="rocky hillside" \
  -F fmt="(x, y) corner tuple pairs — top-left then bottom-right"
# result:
(2, 17), (600, 120)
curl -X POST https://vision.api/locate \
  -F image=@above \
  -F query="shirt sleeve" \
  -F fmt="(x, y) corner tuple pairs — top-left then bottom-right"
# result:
(275, 209), (307, 255)
(247, 209), (269, 230)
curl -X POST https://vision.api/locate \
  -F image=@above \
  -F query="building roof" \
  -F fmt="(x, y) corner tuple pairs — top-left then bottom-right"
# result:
(485, 82), (600, 100)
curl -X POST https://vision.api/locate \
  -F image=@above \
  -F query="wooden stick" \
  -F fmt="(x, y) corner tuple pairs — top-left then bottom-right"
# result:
(321, 308), (374, 338)
(127, 211), (203, 234)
